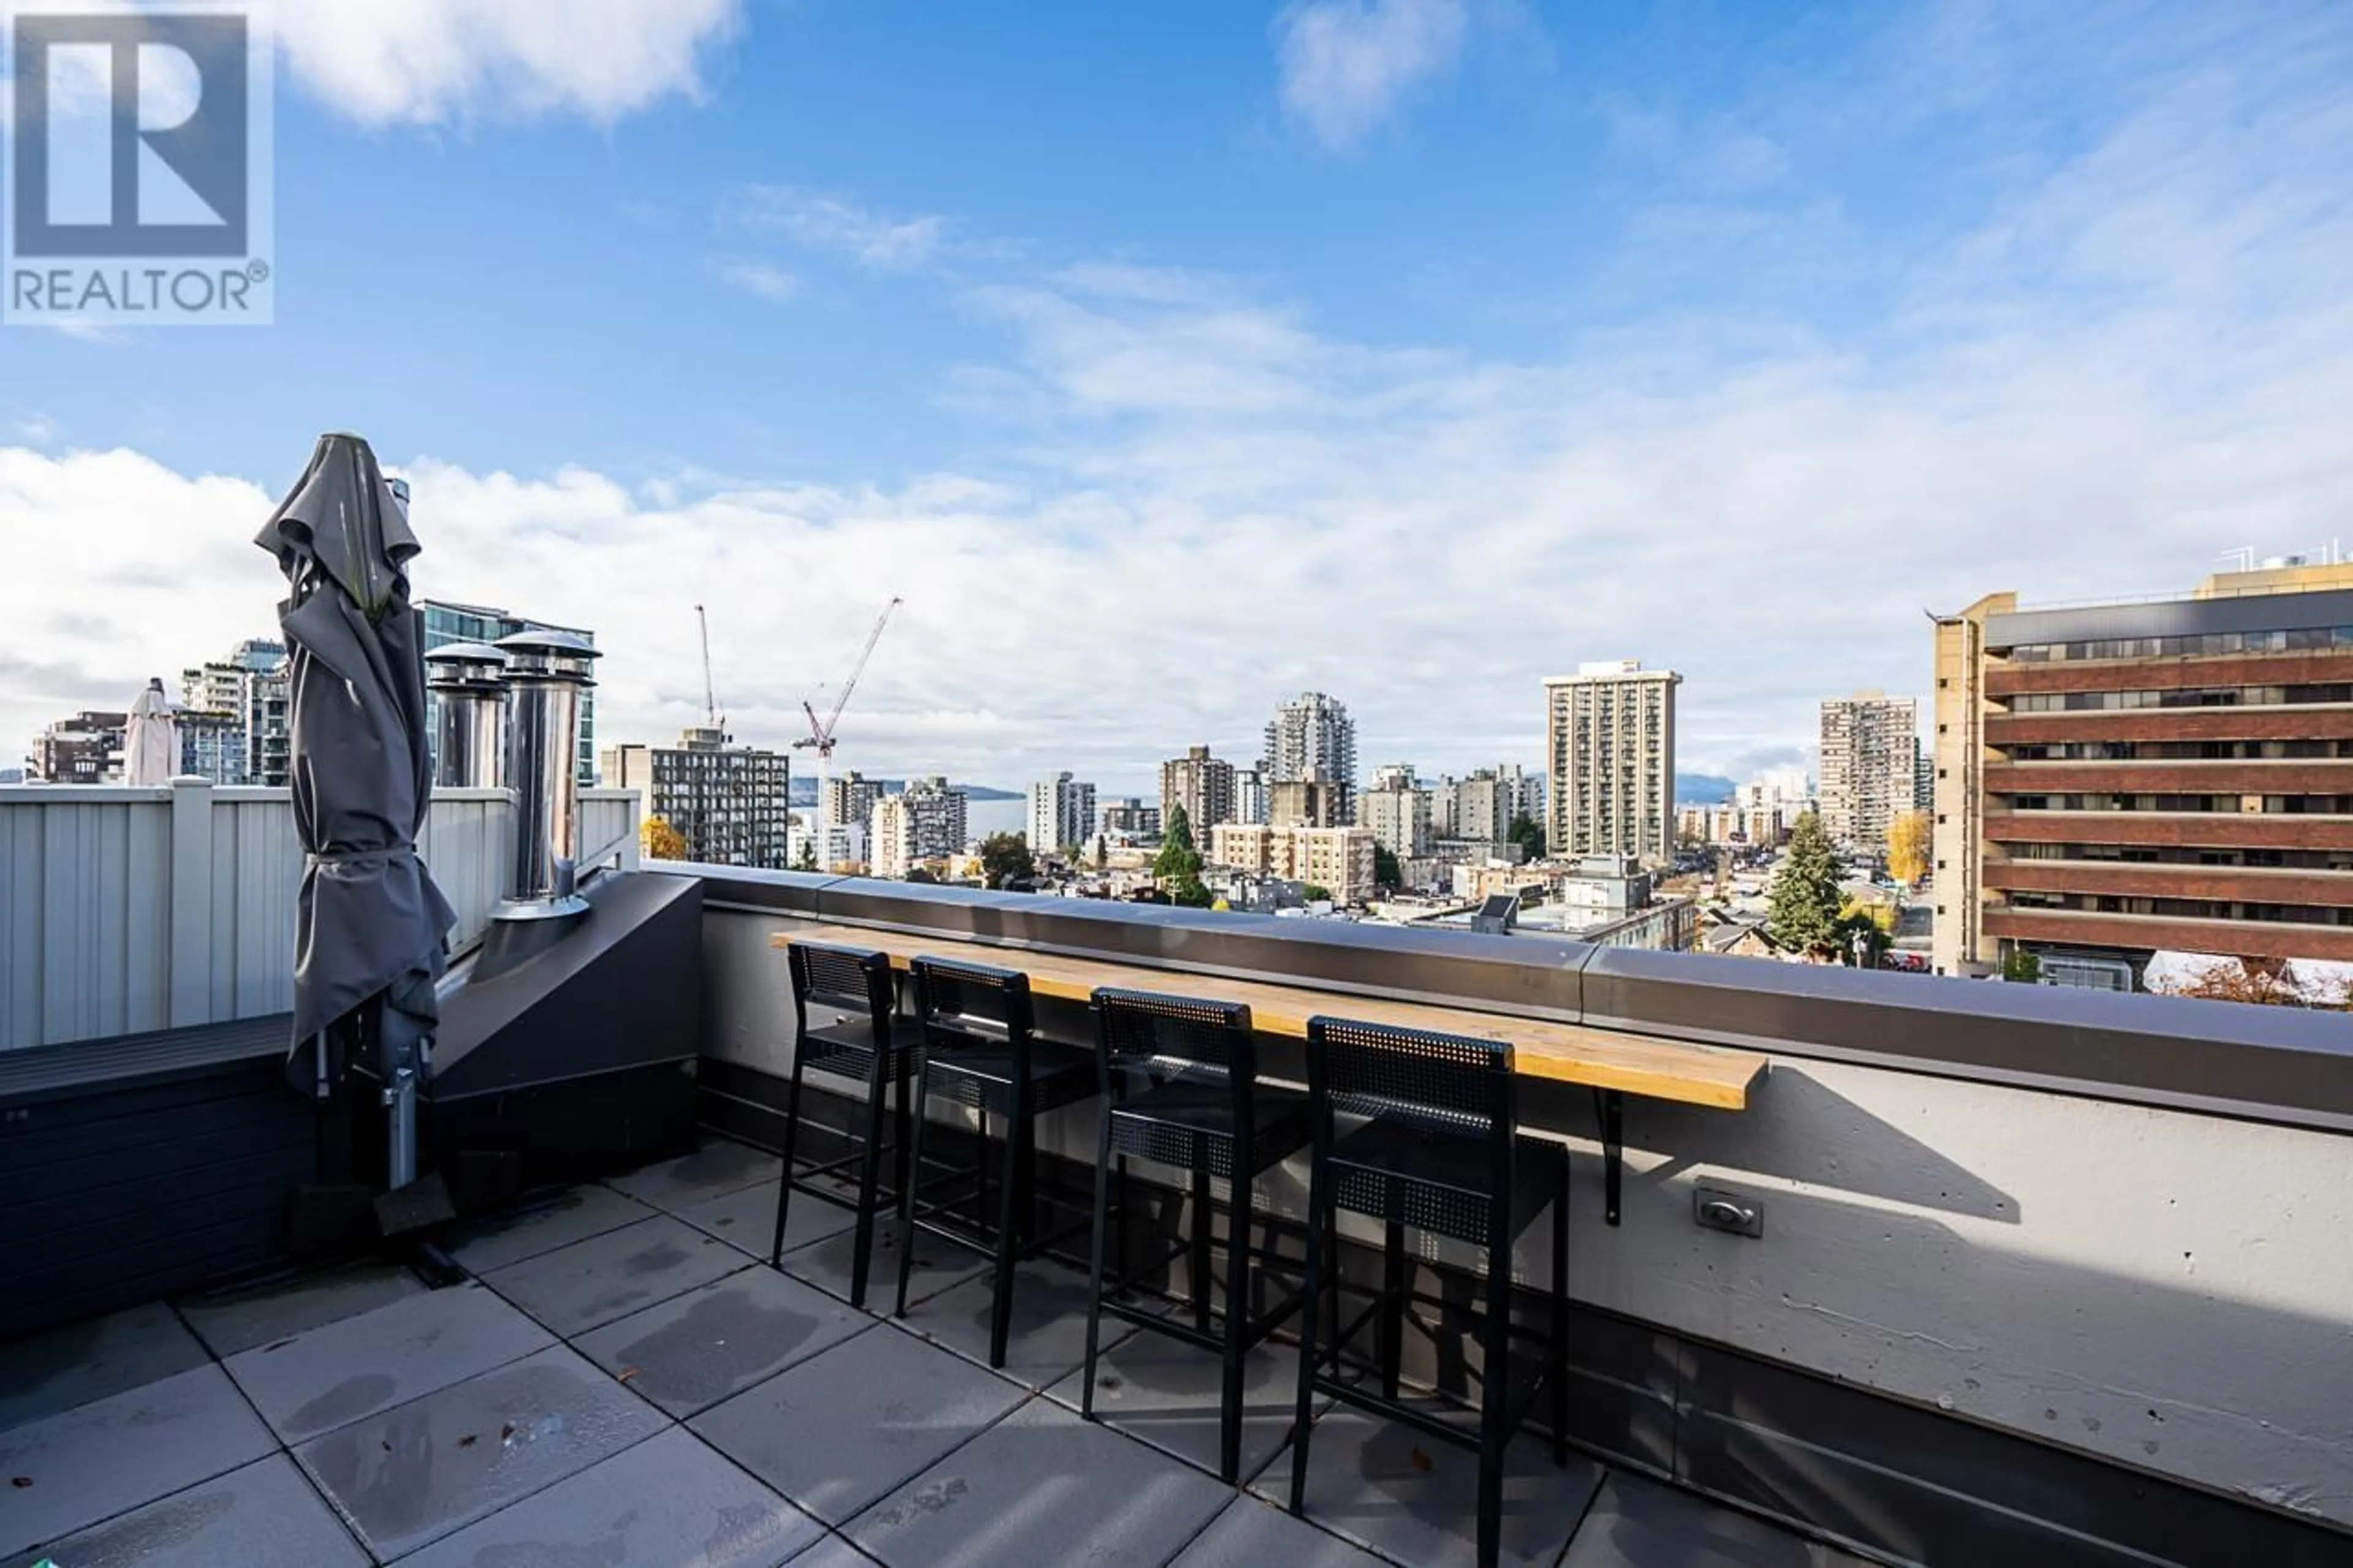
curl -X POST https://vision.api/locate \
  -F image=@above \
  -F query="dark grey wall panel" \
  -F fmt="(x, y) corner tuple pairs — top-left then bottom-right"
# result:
(0, 1018), (313, 1341)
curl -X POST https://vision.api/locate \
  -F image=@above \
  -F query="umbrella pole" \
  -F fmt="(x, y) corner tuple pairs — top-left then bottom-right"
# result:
(385, 1056), (419, 1191)
(316, 1026), (354, 1185)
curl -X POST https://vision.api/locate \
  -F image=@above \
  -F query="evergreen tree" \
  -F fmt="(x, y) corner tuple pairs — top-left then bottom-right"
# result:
(1766, 811), (1844, 956)
(1152, 804), (1210, 906)
(979, 831), (1035, 888)
(1373, 844), (1403, 889)
(1506, 813), (1547, 860)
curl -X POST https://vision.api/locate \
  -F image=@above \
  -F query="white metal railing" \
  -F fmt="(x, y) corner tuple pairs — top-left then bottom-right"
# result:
(0, 781), (641, 1051)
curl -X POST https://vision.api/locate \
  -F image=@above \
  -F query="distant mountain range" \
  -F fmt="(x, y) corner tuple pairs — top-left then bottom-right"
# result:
(787, 778), (1021, 806)
(1677, 773), (1738, 805)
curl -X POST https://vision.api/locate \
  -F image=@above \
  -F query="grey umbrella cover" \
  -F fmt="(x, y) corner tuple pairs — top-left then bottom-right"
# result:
(256, 434), (454, 1073)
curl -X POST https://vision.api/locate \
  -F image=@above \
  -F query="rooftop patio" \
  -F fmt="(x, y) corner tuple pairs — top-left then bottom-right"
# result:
(0, 1135), (1862, 1568)
(5, 840), (2352, 1568)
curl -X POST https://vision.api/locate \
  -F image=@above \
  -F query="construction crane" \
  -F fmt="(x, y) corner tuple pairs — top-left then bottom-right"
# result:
(795, 596), (903, 869)
(694, 604), (724, 731)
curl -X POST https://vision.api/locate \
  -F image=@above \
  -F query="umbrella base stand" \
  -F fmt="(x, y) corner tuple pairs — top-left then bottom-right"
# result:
(374, 1170), (456, 1237)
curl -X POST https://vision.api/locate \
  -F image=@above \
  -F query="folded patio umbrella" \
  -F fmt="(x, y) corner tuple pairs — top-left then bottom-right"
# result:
(257, 433), (454, 1225)
(122, 676), (177, 785)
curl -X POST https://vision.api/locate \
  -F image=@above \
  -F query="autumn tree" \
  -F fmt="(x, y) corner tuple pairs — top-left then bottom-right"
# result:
(1765, 811), (1843, 956)
(641, 816), (689, 862)
(1835, 898), (1893, 967)
(1885, 810), (1931, 887)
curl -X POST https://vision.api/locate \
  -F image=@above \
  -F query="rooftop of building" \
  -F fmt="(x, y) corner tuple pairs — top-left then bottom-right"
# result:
(6, 793), (2353, 1568)
(1, 1135), (1876, 1568)
(1962, 559), (2353, 623)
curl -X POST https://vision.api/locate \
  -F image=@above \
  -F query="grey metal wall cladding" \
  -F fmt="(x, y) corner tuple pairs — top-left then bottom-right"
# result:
(1985, 585), (2353, 647)
(0, 785), (642, 1052)
(686, 866), (2353, 1134)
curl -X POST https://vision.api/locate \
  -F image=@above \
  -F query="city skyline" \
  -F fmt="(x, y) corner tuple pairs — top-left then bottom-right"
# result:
(6, 3), (2347, 797)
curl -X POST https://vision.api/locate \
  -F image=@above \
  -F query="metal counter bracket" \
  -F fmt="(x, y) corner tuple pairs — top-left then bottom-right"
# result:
(1593, 1088), (1623, 1226)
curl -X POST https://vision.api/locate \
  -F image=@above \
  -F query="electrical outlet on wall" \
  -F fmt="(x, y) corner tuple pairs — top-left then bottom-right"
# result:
(1694, 1184), (1764, 1238)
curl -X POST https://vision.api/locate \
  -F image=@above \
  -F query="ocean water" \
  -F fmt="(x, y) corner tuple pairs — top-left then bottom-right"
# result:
(964, 797), (1026, 840)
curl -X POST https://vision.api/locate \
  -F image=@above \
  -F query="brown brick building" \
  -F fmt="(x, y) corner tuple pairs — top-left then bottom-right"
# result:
(1931, 562), (2353, 983)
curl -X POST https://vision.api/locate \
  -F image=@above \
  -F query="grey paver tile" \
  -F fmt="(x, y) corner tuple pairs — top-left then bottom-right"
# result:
(680, 1176), (854, 1259)
(1048, 1327), (1316, 1483)
(847, 1398), (1230, 1568)
(902, 1260), (1132, 1390)
(691, 1325), (1026, 1527)
(447, 1184), (659, 1273)
(0, 1453), (368, 1568)
(292, 1344), (669, 1561)
(0, 1300), (208, 1433)
(395, 1425), (820, 1568)
(1560, 1471), (1873, 1568)
(0, 1364), (276, 1559)
(1254, 1401), (1605, 1568)
(179, 1257), (428, 1359)
(480, 1213), (749, 1336)
(224, 1281), (553, 1442)
(607, 1138), (778, 1212)
(1170, 1495), (1390, 1568)
(776, 1215), (985, 1309)
(575, 1267), (872, 1418)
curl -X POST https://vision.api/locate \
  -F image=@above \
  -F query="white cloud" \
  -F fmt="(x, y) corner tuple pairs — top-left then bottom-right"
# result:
(276, 0), (744, 126)
(737, 188), (949, 271)
(9, 3), (2352, 797)
(1275, 0), (1469, 150)
(710, 258), (800, 303)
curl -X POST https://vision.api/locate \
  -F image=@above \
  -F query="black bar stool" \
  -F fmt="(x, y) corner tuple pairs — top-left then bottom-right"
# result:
(897, 955), (1096, 1367)
(770, 941), (920, 1308)
(1080, 987), (1314, 1483)
(1287, 1015), (1571, 1568)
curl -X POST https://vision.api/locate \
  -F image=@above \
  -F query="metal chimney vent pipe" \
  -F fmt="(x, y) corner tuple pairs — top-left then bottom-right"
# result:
(423, 642), (509, 791)
(493, 628), (600, 918)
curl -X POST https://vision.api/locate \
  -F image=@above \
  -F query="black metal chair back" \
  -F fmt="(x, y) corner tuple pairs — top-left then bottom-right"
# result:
(789, 941), (895, 1053)
(1306, 1015), (1515, 1138)
(911, 955), (1035, 1047)
(1094, 987), (1252, 1086)
(1092, 988), (1256, 1172)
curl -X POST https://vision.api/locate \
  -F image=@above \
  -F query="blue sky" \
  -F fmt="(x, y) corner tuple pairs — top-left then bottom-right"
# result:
(6, 0), (2352, 793)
